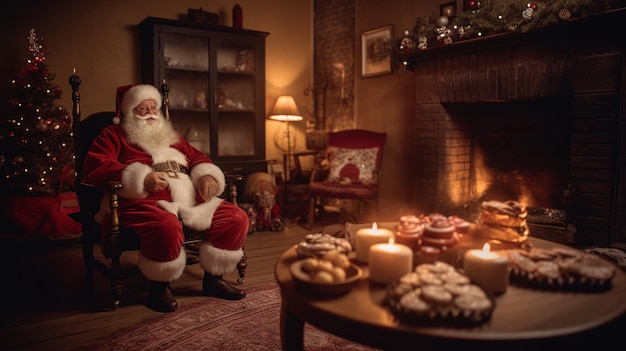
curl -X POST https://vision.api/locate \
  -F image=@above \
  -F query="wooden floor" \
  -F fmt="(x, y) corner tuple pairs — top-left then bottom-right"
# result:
(0, 200), (585, 351)
(0, 216), (315, 351)
(0, 200), (415, 351)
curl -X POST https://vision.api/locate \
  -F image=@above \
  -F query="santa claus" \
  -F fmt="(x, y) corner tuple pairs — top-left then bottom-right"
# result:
(82, 84), (249, 312)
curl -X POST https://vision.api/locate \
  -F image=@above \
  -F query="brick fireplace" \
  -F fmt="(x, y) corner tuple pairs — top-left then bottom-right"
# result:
(404, 9), (626, 246)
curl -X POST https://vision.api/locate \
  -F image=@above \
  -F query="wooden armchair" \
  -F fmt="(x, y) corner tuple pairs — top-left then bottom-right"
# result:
(69, 75), (246, 309)
(307, 129), (386, 230)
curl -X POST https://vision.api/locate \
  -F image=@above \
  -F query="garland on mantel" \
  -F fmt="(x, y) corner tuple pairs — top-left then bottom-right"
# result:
(389, 0), (625, 67)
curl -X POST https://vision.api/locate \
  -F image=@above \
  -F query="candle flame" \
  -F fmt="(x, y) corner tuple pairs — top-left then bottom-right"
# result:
(73, 68), (76, 74)
(372, 222), (378, 230)
(482, 243), (491, 252)
(388, 238), (395, 245)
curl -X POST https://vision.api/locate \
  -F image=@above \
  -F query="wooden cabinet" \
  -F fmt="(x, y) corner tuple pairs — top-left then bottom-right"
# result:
(138, 17), (269, 176)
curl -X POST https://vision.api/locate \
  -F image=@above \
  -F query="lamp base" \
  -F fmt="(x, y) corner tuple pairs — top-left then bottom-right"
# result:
(273, 122), (297, 154)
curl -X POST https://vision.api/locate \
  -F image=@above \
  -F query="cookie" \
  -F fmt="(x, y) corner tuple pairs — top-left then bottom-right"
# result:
(399, 289), (431, 312)
(421, 285), (453, 305)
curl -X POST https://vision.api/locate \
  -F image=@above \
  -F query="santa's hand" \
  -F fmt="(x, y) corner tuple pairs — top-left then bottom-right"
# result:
(144, 172), (168, 193)
(198, 175), (219, 200)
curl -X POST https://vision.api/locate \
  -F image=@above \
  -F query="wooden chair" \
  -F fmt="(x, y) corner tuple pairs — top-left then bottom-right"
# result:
(69, 75), (247, 309)
(307, 129), (386, 230)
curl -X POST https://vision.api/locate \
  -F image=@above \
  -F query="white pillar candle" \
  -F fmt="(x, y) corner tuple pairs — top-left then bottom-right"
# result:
(463, 243), (510, 295)
(369, 239), (413, 284)
(355, 222), (393, 263)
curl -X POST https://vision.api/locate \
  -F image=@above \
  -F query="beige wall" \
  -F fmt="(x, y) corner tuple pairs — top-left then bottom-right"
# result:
(1, 0), (452, 205)
(355, 0), (447, 203)
(0, 0), (313, 167)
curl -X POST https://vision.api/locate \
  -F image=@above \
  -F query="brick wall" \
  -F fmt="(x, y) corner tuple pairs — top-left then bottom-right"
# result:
(406, 10), (626, 246)
(311, 0), (355, 132)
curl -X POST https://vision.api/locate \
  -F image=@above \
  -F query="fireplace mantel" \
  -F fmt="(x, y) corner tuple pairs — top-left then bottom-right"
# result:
(407, 8), (626, 246)
(400, 8), (626, 72)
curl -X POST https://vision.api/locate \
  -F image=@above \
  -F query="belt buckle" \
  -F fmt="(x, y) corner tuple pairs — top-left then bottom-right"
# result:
(166, 160), (179, 178)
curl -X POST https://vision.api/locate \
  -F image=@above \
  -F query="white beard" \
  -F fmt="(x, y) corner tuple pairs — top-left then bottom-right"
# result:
(123, 111), (179, 149)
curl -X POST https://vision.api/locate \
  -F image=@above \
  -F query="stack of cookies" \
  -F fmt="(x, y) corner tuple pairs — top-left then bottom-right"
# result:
(420, 215), (459, 253)
(479, 200), (530, 244)
(395, 215), (425, 252)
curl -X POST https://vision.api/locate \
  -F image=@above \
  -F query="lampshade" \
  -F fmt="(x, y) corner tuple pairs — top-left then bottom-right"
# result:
(269, 96), (303, 122)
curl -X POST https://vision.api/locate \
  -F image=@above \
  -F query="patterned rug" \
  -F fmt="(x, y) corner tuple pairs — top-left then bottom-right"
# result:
(73, 283), (380, 351)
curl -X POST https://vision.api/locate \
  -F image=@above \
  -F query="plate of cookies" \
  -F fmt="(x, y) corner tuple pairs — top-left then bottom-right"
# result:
(386, 261), (494, 325)
(290, 250), (363, 296)
(506, 247), (617, 290)
(295, 233), (353, 259)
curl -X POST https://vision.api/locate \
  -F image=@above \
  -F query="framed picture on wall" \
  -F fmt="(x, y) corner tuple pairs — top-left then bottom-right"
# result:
(440, 1), (457, 19)
(361, 25), (393, 78)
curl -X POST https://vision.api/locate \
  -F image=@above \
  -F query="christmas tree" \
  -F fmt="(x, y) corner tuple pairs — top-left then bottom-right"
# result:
(0, 28), (74, 195)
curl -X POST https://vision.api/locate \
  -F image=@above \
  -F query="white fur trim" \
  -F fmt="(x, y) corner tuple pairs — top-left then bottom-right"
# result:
(178, 197), (224, 230)
(137, 249), (186, 282)
(190, 162), (226, 196)
(121, 84), (162, 118)
(198, 243), (244, 276)
(119, 162), (151, 199)
(156, 200), (181, 216)
(163, 173), (196, 208)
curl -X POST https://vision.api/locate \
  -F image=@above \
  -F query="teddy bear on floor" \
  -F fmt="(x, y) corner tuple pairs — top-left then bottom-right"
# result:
(244, 172), (284, 232)
(254, 189), (283, 232)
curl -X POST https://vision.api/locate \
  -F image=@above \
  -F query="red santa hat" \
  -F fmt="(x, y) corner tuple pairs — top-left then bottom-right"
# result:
(113, 84), (162, 124)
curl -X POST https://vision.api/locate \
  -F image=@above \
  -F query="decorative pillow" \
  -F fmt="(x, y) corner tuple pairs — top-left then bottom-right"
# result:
(326, 146), (379, 185)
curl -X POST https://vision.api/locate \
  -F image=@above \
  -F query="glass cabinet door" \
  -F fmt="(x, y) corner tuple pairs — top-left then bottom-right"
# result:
(214, 36), (260, 159)
(160, 32), (211, 154)
(139, 17), (268, 174)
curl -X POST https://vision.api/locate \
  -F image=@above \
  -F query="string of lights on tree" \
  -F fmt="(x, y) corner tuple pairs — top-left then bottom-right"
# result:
(390, 0), (624, 67)
(0, 28), (74, 195)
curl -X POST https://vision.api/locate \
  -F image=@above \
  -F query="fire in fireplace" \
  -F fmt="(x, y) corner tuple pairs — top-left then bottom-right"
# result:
(446, 98), (572, 227)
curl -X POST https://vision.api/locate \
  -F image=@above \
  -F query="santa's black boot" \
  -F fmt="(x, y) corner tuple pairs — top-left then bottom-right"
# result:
(202, 273), (246, 300)
(148, 281), (178, 312)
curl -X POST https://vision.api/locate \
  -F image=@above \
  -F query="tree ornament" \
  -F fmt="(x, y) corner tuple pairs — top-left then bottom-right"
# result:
(13, 155), (24, 164)
(436, 16), (449, 27)
(399, 30), (417, 53)
(522, 7), (534, 19)
(463, 0), (481, 11)
(435, 26), (453, 45)
(417, 35), (428, 50)
(559, 8), (571, 20)
(36, 120), (48, 131)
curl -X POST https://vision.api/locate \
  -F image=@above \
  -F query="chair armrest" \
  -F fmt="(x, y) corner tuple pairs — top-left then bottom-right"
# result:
(101, 181), (123, 258)
(224, 174), (243, 206)
(310, 163), (330, 182)
(225, 174), (244, 183)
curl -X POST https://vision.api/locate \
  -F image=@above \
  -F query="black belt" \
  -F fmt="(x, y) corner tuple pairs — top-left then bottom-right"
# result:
(152, 160), (188, 175)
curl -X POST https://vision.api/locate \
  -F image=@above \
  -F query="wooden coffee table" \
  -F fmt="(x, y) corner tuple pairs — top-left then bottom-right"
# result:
(275, 237), (626, 351)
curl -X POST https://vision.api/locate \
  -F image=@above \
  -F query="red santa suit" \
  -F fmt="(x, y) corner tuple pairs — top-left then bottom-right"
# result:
(82, 85), (248, 285)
